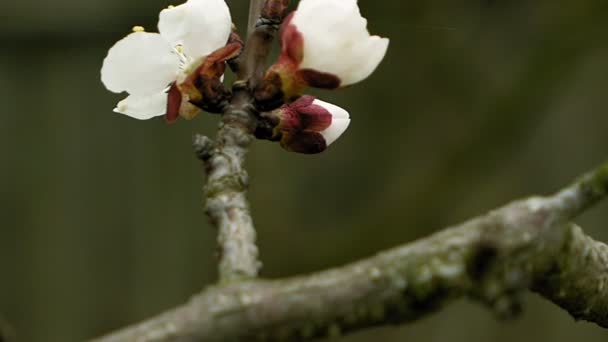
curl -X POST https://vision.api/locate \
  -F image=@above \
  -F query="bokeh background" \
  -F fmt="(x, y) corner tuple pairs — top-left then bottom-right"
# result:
(2, 0), (608, 341)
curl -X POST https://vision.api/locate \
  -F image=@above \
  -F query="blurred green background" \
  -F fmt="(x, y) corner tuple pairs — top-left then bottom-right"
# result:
(2, 0), (608, 341)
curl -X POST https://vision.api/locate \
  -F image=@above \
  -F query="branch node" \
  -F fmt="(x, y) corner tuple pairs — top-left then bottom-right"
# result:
(193, 134), (216, 161)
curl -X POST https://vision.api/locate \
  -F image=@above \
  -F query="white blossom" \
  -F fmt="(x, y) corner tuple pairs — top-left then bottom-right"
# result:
(100, 0), (231, 120)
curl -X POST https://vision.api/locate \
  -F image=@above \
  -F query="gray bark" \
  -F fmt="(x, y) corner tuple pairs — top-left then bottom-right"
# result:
(92, 163), (608, 341)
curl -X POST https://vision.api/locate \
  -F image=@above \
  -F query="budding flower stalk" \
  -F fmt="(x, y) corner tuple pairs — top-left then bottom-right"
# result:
(100, 0), (388, 155)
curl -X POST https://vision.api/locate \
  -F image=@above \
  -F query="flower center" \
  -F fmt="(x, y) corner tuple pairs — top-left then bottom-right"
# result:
(173, 44), (191, 68)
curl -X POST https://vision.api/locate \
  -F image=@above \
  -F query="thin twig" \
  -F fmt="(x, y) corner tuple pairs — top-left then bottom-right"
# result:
(201, 87), (261, 283)
(93, 161), (608, 341)
(247, 0), (265, 36)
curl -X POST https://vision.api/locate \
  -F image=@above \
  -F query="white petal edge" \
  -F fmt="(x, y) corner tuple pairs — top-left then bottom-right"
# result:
(158, 0), (232, 58)
(341, 36), (389, 85)
(113, 91), (168, 120)
(314, 99), (351, 146)
(101, 32), (180, 95)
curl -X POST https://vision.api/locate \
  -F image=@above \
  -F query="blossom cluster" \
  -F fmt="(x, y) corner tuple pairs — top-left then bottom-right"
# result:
(101, 0), (388, 154)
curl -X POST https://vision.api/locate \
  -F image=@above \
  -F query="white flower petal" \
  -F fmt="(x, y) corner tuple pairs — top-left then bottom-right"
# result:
(101, 32), (180, 95)
(113, 92), (168, 120)
(314, 99), (351, 146)
(292, 0), (389, 86)
(158, 0), (232, 58)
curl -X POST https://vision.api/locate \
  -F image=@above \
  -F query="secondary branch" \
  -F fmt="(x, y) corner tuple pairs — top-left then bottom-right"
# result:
(93, 161), (608, 341)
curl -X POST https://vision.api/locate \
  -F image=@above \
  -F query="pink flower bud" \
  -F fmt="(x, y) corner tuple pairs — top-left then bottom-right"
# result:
(272, 96), (351, 154)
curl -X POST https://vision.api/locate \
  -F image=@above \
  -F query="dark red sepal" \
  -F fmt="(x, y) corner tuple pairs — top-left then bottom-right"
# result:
(297, 69), (341, 89)
(254, 71), (286, 111)
(165, 83), (182, 124)
(289, 95), (332, 131)
(280, 13), (304, 65)
(281, 131), (327, 154)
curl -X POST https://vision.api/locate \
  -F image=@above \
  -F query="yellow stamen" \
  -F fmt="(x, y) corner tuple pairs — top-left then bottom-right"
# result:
(168, 5), (175, 9)
(132, 26), (145, 32)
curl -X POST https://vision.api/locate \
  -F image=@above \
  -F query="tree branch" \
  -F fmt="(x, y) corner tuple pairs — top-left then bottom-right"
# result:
(238, 0), (284, 87)
(533, 225), (608, 325)
(92, 161), (608, 341)
(193, 0), (288, 283)
(194, 99), (260, 282)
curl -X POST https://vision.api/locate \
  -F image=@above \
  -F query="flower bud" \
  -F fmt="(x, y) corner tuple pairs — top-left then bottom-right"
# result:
(255, 0), (388, 110)
(168, 41), (242, 121)
(267, 96), (351, 154)
(261, 0), (290, 23)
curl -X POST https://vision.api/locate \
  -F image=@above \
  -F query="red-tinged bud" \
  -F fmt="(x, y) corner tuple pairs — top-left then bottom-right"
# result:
(172, 42), (243, 120)
(254, 13), (342, 111)
(261, 0), (290, 23)
(263, 95), (351, 154)
(255, 0), (389, 111)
